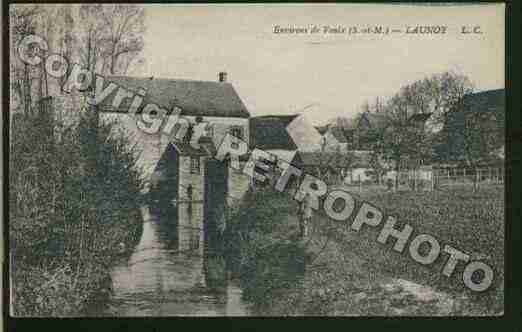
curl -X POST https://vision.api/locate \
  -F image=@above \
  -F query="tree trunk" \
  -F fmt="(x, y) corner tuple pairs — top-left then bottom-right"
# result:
(413, 168), (417, 191)
(110, 52), (118, 75)
(394, 160), (400, 192)
(23, 63), (32, 115)
(474, 167), (479, 191)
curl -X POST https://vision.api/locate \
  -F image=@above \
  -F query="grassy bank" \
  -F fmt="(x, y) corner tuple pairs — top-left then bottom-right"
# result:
(10, 111), (144, 316)
(224, 185), (503, 316)
(344, 185), (504, 314)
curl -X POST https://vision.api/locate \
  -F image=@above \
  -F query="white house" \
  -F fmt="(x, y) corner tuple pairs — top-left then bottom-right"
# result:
(286, 113), (323, 152)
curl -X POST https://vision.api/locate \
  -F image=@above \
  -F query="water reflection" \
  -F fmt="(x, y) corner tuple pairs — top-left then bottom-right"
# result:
(90, 204), (251, 316)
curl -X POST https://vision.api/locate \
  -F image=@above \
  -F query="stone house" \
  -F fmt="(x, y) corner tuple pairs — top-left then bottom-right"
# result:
(314, 112), (389, 152)
(95, 72), (251, 194)
(285, 113), (324, 152)
(95, 72), (252, 250)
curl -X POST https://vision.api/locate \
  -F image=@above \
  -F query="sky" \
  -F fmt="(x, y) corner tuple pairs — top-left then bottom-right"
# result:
(131, 4), (505, 126)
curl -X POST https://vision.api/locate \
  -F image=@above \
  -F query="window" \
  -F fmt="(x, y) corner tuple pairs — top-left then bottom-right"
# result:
(190, 157), (200, 174)
(206, 123), (214, 138)
(230, 126), (244, 140)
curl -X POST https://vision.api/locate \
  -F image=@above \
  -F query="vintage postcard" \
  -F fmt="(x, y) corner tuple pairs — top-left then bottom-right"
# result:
(7, 3), (504, 317)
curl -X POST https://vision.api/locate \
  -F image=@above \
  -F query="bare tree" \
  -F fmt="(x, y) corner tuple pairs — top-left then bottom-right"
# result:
(101, 5), (145, 75)
(77, 5), (145, 76)
(10, 5), (42, 115)
(10, 5), (79, 115)
(78, 5), (105, 73)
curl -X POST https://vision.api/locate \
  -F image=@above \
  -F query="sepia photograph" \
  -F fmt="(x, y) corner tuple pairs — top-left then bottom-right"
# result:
(7, 3), (505, 317)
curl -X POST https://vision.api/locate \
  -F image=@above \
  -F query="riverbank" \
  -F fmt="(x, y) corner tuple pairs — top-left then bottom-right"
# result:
(224, 185), (503, 316)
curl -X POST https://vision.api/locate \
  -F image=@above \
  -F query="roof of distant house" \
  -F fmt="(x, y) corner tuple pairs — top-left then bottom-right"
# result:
(96, 76), (250, 118)
(250, 117), (298, 150)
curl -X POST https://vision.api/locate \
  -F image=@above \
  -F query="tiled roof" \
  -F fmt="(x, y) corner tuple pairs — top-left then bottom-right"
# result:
(250, 116), (298, 150)
(254, 114), (299, 128)
(96, 76), (250, 118)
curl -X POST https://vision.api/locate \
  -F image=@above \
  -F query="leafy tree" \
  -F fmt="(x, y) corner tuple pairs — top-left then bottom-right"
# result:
(368, 150), (387, 185)
(372, 94), (432, 191)
(359, 71), (474, 190)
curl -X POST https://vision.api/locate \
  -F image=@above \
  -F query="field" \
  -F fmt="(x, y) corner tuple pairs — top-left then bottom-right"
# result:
(231, 184), (504, 316)
(333, 184), (505, 315)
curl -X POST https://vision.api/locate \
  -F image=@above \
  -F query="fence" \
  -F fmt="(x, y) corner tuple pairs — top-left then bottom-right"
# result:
(338, 166), (504, 192)
(433, 166), (504, 189)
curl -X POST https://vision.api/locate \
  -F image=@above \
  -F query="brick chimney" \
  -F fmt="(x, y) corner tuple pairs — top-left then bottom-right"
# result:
(218, 71), (227, 82)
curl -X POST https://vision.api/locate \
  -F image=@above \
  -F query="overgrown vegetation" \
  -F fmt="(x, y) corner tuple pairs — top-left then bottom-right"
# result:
(223, 187), (308, 311)
(10, 107), (144, 316)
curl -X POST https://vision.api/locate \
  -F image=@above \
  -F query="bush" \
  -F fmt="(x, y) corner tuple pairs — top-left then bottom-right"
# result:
(224, 187), (306, 309)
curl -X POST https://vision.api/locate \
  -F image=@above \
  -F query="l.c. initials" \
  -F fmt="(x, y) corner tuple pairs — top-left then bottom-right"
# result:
(461, 25), (482, 34)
